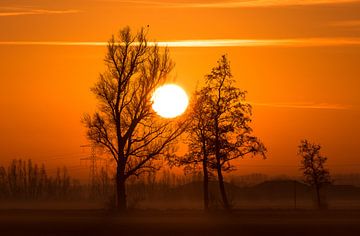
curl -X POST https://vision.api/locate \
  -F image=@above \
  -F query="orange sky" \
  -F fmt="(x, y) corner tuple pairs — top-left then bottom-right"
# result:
(1, 0), (360, 178)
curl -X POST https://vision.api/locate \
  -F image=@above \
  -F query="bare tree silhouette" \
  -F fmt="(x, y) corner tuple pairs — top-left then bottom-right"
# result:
(298, 139), (331, 209)
(203, 55), (266, 210)
(175, 55), (267, 211)
(173, 90), (213, 211)
(83, 27), (187, 211)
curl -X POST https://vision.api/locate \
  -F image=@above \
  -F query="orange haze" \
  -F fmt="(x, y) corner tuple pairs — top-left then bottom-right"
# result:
(1, 0), (360, 179)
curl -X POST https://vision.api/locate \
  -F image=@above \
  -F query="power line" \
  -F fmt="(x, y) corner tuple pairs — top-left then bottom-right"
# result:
(80, 144), (108, 186)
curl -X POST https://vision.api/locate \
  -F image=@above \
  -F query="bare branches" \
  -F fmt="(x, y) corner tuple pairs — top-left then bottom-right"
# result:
(298, 139), (331, 208)
(125, 117), (188, 178)
(204, 55), (267, 171)
(82, 113), (118, 161)
(298, 140), (331, 187)
(175, 55), (267, 210)
(83, 26), (185, 210)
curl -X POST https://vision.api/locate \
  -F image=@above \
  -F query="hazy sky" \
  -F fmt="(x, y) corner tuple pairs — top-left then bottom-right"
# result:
(1, 0), (360, 178)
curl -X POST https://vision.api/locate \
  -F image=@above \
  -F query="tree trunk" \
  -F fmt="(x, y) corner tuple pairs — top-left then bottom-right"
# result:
(116, 165), (127, 211)
(214, 114), (230, 211)
(202, 156), (209, 211)
(216, 162), (230, 211)
(315, 185), (321, 209)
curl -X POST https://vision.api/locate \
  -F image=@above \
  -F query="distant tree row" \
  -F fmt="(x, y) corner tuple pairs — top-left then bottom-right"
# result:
(0, 159), (81, 200)
(0, 159), (205, 203)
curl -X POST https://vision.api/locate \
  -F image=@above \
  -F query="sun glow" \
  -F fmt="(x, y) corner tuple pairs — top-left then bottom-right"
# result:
(151, 84), (189, 118)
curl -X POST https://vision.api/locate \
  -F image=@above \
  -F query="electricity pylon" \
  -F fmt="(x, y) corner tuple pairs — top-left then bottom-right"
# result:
(80, 144), (106, 187)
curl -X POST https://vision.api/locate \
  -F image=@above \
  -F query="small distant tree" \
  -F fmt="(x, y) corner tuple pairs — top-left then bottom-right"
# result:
(298, 139), (331, 209)
(83, 27), (187, 211)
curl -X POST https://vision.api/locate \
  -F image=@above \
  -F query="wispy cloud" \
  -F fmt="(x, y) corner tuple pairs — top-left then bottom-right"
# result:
(105, 0), (360, 8)
(331, 20), (360, 27)
(250, 102), (351, 110)
(0, 8), (80, 17)
(1, 38), (360, 47)
(0, 41), (106, 46)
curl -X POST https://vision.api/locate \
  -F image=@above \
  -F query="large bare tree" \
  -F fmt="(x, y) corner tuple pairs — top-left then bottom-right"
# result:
(204, 55), (266, 210)
(83, 27), (186, 211)
(175, 55), (266, 211)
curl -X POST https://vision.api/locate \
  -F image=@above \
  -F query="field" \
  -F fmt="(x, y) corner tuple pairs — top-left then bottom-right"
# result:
(0, 209), (360, 236)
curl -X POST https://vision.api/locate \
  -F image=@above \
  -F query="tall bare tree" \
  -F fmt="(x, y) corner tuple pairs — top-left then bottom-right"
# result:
(83, 27), (186, 211)
(204, 55), (266, 210)
(175, 89), (213, 211)
(298, 139), (331, 209)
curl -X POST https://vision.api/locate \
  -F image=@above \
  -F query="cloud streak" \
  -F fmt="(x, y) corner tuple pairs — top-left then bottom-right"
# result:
(1, 38), (360, 47)
(0, 8), (80, 17)
(250, 102), (351, 110)
(331, 20), (360, 27)
(106, 0), (360, 8)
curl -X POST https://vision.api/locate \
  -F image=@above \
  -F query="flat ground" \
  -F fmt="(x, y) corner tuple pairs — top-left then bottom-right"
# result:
(0, 209), (360, 236)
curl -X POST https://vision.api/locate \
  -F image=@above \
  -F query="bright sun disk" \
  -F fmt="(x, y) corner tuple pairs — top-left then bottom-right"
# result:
(151, 84), (189, 118)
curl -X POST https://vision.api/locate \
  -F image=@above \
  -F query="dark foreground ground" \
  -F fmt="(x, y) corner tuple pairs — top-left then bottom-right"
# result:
(0, 209), (360, 236)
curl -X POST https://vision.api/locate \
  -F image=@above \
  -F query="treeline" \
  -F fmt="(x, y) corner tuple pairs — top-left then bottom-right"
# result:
(1, 158), (359, 210)
(0, 159), (82, 200)
(0, 159), (202, 202)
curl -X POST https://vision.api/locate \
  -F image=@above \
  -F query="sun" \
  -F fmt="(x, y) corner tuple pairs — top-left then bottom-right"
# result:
(151, 84), (189, 118)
